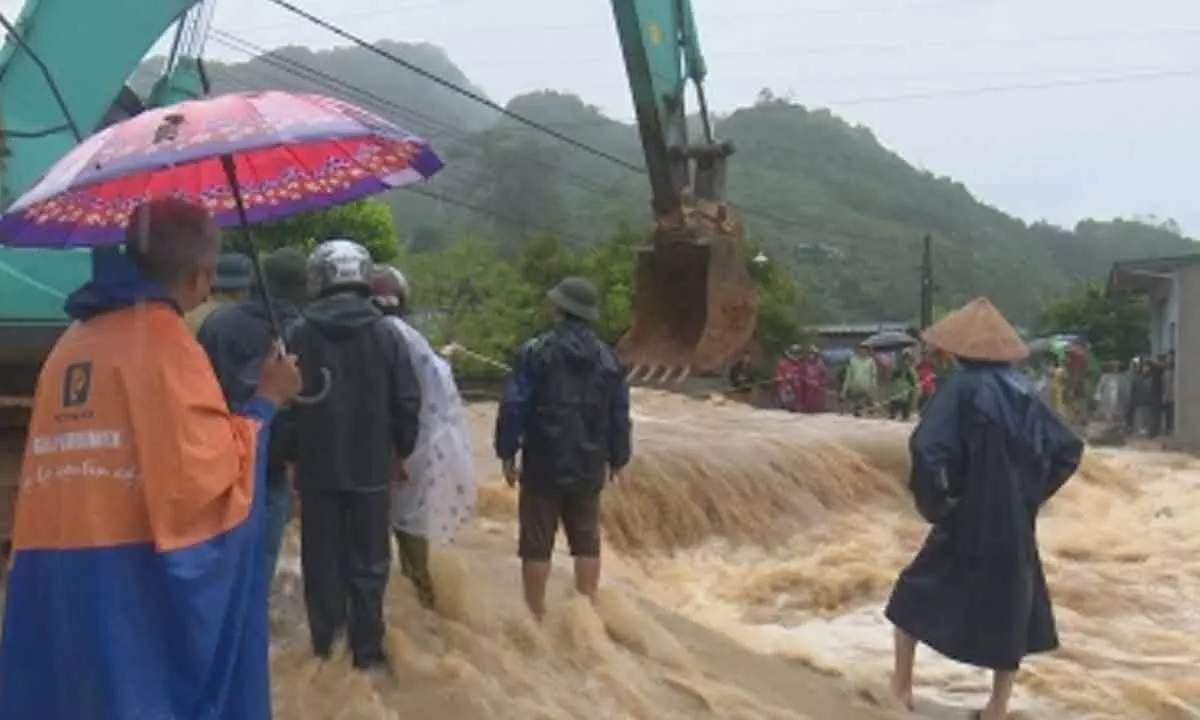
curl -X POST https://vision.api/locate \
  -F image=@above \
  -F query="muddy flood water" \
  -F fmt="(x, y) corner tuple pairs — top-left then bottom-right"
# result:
(266, 389), (1200, 720)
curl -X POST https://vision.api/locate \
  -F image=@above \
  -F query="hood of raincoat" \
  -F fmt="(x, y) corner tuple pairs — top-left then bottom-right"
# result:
(302, 291), (381, 340)
(64, 248), (178, 321)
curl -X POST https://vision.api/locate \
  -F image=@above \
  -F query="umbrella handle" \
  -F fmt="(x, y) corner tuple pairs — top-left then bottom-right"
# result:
(218, 154), (334, 408)
(294, 367), (332, 406)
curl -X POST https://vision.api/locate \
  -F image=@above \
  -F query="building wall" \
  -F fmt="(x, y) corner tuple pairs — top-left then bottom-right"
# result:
(1147, 280), (1179, 357)
(1171, 266), (1200, 450)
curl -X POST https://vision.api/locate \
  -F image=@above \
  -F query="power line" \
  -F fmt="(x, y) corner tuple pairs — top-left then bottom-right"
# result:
(820, 67), (1200, 106)
(208, 30), (642, 193)
(215, 8), (1200, 247)
(210, 28), (832, 239)
(405, 187), (593, 245)
(206, 31), (624, 242)
(261, 0), (644, 172)
(235, 0), (973, 34)
(218, 9), (893, 237)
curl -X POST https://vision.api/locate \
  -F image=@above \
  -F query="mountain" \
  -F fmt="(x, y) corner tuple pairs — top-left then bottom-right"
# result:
(137, 42), (1198, 323)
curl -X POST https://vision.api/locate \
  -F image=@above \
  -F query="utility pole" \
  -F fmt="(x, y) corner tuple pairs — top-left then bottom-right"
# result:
(919, 234), (934, 330)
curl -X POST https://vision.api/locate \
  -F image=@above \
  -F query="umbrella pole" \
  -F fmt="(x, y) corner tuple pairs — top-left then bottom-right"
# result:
(218, 153), (331, 405)
(218, 154), (281, 337)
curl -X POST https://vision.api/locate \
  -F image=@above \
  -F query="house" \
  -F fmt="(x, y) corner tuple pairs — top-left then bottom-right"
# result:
(1107, 254), (1200, 448)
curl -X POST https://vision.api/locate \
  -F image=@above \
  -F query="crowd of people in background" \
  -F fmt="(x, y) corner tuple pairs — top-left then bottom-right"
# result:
(1121, 352), (1176, 438)
(1031, 347), (1175, 439)
(741, 331), (1177, 441)
(730, 340), (953, 421)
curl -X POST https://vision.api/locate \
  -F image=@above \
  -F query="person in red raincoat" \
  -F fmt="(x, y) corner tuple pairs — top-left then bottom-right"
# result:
(917, 352), (937, 410)
(799, 347), (828, 413)
(774, 346), (804, 412)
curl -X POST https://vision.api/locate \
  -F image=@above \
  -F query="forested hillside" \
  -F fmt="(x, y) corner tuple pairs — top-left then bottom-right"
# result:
(139, 42), (1197, 324)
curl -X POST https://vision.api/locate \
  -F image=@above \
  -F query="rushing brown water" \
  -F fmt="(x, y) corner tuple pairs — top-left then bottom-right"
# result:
(268, 390), (1200, 720)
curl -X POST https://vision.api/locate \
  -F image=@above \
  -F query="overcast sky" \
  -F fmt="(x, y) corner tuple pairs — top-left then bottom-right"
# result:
(5, 0), (1199, 231)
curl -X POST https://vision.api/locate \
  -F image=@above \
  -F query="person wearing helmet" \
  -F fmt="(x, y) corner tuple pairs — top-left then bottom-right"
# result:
(369, 265), (476, 610)
(284, 239), (422, 672)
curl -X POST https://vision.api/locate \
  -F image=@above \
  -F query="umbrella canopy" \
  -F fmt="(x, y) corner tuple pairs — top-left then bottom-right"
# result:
(0, 91), (443, 248)
(862, 329), (917, 350)
(1027, 334), (1078, 358)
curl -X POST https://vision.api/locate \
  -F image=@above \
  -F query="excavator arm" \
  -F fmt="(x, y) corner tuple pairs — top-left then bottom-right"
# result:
(0, 0), (205, 205)
(609, 0), (757, 382)
(0, 0), (211, 363)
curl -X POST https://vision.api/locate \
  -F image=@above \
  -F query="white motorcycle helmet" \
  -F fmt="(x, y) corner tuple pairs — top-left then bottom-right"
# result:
(307, 238), (373, 297)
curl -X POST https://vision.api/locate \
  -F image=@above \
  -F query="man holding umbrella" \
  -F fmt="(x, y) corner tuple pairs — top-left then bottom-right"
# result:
(0, 199), (303, 719)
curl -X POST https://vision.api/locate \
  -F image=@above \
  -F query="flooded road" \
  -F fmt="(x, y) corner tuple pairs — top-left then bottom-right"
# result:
(266, 390), (1200, 719)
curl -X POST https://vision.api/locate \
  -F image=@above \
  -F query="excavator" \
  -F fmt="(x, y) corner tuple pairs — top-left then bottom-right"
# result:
(0, 0), (212, 369)
(0, 0), (755, 551)
(610, 0), (758, 383)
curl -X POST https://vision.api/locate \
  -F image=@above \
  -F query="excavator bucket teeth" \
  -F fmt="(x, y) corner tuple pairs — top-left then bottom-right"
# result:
(617, 222), (757, 380)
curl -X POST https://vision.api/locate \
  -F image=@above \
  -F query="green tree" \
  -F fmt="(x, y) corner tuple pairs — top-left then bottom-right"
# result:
(392, 228), (812, 378)
(458, 130), (565, 245)
(252, 199), (400, 260)
(400, 236), (531, 377)
(1039, 282), (1149, 361)
(745, 239), (809, 357)
(580, 227), (639, 344)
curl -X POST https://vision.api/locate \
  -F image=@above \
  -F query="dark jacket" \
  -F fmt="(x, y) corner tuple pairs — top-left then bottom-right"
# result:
(196, 295), (300, 490)
(285, 292), (422, 494)
(885, 362), (1083, 671)
(494, 318), (632, 494)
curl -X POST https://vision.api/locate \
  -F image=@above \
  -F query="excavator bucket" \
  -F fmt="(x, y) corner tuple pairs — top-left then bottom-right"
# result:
(617, 203), (757, 381)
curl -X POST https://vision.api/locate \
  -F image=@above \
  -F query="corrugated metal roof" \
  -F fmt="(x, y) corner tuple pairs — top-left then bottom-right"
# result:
(813, 321), (911, 335)
(1107, 254), (1200, 295)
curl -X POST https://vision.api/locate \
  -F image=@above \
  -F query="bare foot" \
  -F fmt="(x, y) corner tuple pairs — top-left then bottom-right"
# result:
(889, 673), (914, 711)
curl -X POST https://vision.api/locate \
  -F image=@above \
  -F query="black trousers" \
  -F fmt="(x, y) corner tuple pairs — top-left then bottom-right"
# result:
(300, 489), (391, 668)
(1148, 401), (1164, 438)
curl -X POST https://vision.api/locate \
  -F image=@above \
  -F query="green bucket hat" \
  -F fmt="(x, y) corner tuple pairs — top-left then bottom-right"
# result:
(261, 248), (309, 308)
(214, 252), (253, 293)
(547, 276), (599, 322)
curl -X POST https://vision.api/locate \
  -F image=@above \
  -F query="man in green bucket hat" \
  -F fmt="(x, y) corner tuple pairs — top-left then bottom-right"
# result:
(545, 276), (600, 321)
(494, 277), (633, 620)
(185, 251), (253, 334)
(196, 247), (310, 582)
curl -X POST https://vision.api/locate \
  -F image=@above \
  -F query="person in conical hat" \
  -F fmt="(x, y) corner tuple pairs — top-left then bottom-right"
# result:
(919, 297), (1029, 364)
(884, 297), (1083, 720)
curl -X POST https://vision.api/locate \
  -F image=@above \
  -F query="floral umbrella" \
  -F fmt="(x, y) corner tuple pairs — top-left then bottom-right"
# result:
(0, 90), (444, 402)
(0, 90), (442, 248)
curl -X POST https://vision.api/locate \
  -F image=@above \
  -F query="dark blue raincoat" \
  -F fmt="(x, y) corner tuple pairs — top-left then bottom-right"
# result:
(884, 361), (1083, 671)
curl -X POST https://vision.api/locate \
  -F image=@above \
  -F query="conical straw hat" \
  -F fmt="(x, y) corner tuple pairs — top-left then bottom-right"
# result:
(920, 297), (1029, 363)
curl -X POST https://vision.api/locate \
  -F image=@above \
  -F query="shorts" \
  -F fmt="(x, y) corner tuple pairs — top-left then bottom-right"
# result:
(518, 485), (602, 561)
